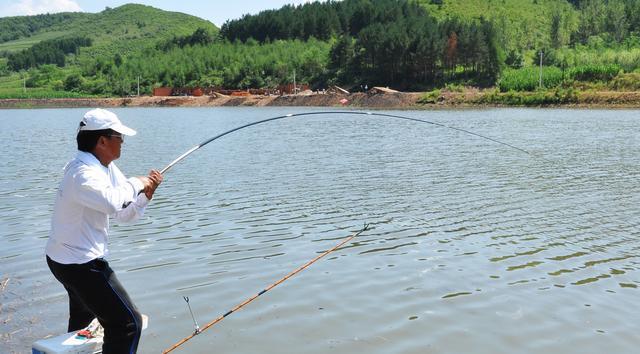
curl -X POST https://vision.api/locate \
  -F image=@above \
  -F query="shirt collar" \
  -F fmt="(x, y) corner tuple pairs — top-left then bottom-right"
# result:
(76, 150), (109, 172)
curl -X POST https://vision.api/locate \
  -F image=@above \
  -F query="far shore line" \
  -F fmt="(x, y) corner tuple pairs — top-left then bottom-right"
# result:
(2, 90), (640, 109)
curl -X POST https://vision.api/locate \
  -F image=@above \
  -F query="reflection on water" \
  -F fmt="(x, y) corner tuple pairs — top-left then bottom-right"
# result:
(1, 107), (639, 353)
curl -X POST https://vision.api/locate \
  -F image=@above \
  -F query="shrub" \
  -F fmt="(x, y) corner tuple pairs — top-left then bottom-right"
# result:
(498, 66), (564, 92)
(418, 89), (441, 104)
(63, 73), (83, 91)
(504, 50), (524, 69)
(609, 72), (640, 90)
(479, 88), (577, 106)
(569, 64), (621, 82)
(445, 83), (466, 92)
(80, 77), (110, 95)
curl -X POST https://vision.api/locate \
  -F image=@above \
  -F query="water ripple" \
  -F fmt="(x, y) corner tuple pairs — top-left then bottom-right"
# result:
(3, 108), (640, 354)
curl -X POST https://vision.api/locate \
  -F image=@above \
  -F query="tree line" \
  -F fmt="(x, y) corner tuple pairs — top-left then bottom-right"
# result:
(557, 0), (640, 46)
(7, 37), (92, 71)
(329, 16), (500, 88)
(221, 0), (428, 42)
(157, 28), (216, 51)
(64, 38), (330, 96)
(216, 0), (640, 89)
(220, 0), (500, 88)
(5, 0), (640, 96)
(0, 13), (87, 44)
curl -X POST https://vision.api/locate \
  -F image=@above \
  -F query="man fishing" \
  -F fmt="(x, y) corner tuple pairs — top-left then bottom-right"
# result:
(45, 108), (162, 354)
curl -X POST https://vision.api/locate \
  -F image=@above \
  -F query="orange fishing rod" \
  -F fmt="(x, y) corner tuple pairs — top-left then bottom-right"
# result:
(163, 224), (370, 354)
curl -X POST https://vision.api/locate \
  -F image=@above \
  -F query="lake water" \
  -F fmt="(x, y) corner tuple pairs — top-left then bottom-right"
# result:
(1, 107), (639, 354)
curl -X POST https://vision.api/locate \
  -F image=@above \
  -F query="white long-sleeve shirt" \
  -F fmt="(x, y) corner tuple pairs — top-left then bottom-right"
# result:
(46, 151), (149, 264)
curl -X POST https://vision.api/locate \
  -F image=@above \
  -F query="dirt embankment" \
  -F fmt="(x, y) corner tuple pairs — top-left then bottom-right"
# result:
(2, 90), (640, 109)
(0, 92), (425, 109)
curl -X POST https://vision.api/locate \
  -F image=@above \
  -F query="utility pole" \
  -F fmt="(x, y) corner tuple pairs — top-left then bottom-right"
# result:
(20, 71), (26, 93)
(137, 75), (140, 96)
(539, 50), (543, 89)
(293, 69), (296, 95)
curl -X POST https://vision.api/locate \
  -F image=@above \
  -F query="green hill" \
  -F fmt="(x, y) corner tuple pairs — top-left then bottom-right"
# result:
(0, 4), (218, 58)
(0, 3), (218, 98)
(0, 12), (89, 44)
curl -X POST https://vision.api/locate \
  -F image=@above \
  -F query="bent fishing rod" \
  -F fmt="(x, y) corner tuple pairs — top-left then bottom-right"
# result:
(159, 111), (534, 175)
(163, 224), (370, 354)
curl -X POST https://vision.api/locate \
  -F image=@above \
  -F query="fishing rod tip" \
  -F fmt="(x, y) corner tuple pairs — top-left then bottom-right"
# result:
(357, 223), (370, 234)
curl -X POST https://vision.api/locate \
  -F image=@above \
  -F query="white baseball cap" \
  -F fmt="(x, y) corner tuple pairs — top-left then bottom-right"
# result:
(78, 108), (137, 136)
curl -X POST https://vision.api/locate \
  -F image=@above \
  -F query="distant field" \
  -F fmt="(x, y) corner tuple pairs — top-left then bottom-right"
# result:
(0, 73), (23, 88)
(0, 86), (92, 98)
(0, 31), (71, 52)
(0, 73), (82, 98)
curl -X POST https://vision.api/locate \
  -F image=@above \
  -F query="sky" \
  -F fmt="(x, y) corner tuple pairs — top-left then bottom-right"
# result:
(0, 0), (317, 27)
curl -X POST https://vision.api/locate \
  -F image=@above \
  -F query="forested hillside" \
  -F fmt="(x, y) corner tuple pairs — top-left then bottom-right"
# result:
(1, 0), (640, 100)
(7, 37), (92, 71)
(0, 12), (89, 44)
(217, 0), (640, 91)
(0, 4), (216, 57)
(0, 4), (217, 98)
(222, 0), (571, 52)
(418, 0), (577, 52)
(223, 0), (500, 88)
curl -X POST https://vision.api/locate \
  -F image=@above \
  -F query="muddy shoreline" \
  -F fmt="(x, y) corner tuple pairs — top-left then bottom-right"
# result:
(1, 91), (640, 109)
(0, 92), (423, 109)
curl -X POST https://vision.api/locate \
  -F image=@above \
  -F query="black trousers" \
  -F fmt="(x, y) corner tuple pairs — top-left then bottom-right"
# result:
(47, 256), (142, 354)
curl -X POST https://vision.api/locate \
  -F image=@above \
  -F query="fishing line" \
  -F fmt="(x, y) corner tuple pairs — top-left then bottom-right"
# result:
(154, 109), (629, 240)
(160, 110), (535, 174)
(159, 110), (599, 241)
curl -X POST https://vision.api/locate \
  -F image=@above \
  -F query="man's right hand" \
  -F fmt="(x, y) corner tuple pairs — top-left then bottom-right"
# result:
(144, 170), (163, 200)
(137, 170), (163, 199)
